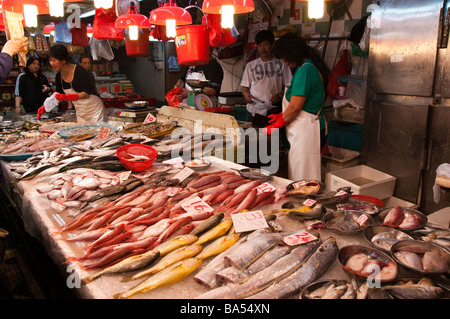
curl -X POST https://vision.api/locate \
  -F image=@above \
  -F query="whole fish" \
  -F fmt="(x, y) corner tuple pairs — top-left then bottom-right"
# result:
(190, 213), (224, 236)
(19, 163), (53, 180)
(380, 279), (444, 299)
(154, 234), (198, 257)
(194, 218), (233, 246)
(216, 245), (290, 284)
(196, 240), (320, 299)
(113, 258), (202, 299)
(122, 244), (203, 282)
(195, 233), (240, 260)
(247, 237), (338, 299)
(82, 250), (160, 284)
(86, 185), (126, 203)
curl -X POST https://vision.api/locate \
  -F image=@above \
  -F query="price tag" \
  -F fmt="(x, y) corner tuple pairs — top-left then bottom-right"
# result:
(181, 196), (214, 213)
(283, 231), (318, 246)
(335, 190), (348, 196)
(231, 210), (269, 233)
(255, 182), (276, 195)
(116, 171), (131, 183)
(171, 167), (195, 182)
(143, 113), (157, 124)
(49, 131), (59, 139)
(83, 141), (92, 149)
(97, 126), (111, 139)
(303, 198), (317, 207)
(165, 187), (182, 197)
(356, 214), (369, 226)
(292, 181), (307, 189)
(163, 157), (184, 165)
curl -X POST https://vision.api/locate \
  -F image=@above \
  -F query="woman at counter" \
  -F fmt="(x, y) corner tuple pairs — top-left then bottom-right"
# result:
(16, 57), (52, 114)
(263, 33), (326, 181)
(49, 44), (106, 124)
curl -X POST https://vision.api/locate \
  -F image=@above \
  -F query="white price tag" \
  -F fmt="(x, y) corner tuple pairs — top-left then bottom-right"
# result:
(283, 231), (318, 246)
(255, 182), (276, 195)
(181, 196), (214, 213)
(171, 167), (195, 182)
(231, 210), (269, 233)
(49, 131), (59, 139)
(357, 214), (369, 226)
(97, 126), (111, 139)
(335, 190), (348, 196)
(163, 157), (184, 165)
(143, 113), (157, 124)
(292, 181), (307, 189)
(303, 198), (317, 207)
(116, 171), (132, 183)
(83, 141), (92, 149)
(165, 187), (182, 197)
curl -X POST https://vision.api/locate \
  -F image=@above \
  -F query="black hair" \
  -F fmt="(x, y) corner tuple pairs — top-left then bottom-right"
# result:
(273, 33), (308, 66)
(23, 56), (42, 76)
(79, 54), (91, 62)
(49, 44), (69, 62)
(255, 30), (275, 45)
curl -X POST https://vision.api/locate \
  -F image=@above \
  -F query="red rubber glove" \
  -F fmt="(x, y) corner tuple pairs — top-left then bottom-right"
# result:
(37, 105), (45, 119)
(55, 93), (79, 101)
(263, 115), (286, 135)
(267, 112), (283, 124)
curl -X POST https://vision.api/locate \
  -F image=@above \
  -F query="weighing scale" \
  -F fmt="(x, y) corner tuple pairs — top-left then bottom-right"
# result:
(185, 79), (218, 111)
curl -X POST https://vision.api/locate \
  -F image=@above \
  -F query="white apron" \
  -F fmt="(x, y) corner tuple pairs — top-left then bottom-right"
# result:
(283, 91), (321, 181)
(62, 71), (107, 124)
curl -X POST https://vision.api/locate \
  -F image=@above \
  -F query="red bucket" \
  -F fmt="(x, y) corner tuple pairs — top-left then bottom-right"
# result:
(175, 25), (210, 66)
(125, 29), (150, 57)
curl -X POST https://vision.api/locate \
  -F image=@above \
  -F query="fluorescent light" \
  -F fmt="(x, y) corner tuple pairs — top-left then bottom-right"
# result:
(308, 0), (324, 19)
(80, 9), (96, 18)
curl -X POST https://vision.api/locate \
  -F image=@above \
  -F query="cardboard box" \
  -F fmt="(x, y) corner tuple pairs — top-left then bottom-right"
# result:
(325, 165), (396, 200)
(321, 146), (360, 181)
(383, 196), (418, 210)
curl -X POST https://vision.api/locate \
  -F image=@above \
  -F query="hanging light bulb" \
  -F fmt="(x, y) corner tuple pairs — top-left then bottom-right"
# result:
(23, 4), (38, 27)
(165, 19), (176, 38)
(220, 5), (235, 29)
(94, 0), (113, 9)
(308, 0), (324, 19)
(49, 0), (64, 17)
(128, 25), (139, 40)
(115, 1), (152, 41)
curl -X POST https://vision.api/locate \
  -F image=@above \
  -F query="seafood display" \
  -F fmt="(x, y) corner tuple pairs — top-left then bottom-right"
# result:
(1, 116), (449, 300)
(391, 240), (449, 274)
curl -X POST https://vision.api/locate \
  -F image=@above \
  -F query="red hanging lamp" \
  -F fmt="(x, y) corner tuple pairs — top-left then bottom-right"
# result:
(149, 0), (192, 38)
(115, 1), (152, 40)
(201, 0), (254, 29)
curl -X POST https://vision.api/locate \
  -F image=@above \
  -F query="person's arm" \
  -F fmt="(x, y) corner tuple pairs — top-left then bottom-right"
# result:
(174, 79), (184, 89)
(282, 95), (306, 123)
(241, 86), (253, 103)
(0, 38), (28, 84)
(0, 53), (12, 84)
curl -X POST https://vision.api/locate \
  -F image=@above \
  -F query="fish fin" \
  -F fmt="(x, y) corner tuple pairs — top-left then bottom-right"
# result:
(121, 275), (135, 282)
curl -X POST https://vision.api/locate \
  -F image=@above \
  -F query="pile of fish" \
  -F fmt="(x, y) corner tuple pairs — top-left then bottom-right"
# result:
(0, 137), (72, 155)
(302, 280), (370, 299)
(393, 244), (448, 273)
(194, 235), (338, 299)
(381, 206), (422, 229)
(379, 277), (446, 299)
(342, 250), (397, 281)
(336, 200), (381, 215)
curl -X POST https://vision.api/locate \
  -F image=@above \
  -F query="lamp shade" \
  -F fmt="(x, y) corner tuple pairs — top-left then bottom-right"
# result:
(202, 0), (254, 15)
(2, 0), (50, 15)
(148, 3), (192, 26)
(43, 23), (55, 34)
(115, 4), (152, 29)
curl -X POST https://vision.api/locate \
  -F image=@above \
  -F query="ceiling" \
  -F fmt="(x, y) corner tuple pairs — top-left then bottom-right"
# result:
(35, 0), (201, 27)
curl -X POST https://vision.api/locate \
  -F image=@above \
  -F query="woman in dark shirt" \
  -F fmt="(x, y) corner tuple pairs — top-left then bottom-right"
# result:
(49, 45), (106, 124)
(18, 57), (52, 113)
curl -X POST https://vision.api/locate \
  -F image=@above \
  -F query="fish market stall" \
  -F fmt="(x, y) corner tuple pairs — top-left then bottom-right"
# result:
(0, 129), (448, 299)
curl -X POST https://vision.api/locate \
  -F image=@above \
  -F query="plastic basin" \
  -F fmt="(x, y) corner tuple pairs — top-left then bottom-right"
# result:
(116, 144), (158, 172)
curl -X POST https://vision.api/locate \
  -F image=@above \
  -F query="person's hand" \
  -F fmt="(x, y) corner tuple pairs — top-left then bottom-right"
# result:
(14, 106), (22, 115)
(269, 93), (282, 104)
(176, 88), (188, 101)
(42, 85), (51, 93)
(243, 92), (253, 103)
(37, 105), (45, 119)
(55, 93), (79, 101)
(1, 38), (28, 57)
(263, 114), (286, 135)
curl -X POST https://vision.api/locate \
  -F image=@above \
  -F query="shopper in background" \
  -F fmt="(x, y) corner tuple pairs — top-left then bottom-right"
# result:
(0, 38), (28, 84)
(79, 54), (96, 89)
(49, 45), (106, 124)
(14, 71), (25, 114)
(17, 57), (52, 114)
(173, 50), (224, 105)
(264, 33), (326, 181)
(241, 30), (292, 127)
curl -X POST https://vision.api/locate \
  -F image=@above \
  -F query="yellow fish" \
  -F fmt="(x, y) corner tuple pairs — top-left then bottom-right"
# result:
(195, 218), (233, 245)
(196, 233), (240, 260)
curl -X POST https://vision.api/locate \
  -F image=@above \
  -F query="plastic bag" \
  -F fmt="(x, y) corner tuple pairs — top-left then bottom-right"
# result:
(93, 8), (124, 40)
(89, 37), (114, 61)
(71, 22), (89, 47)
(165, 87), (182, 107)
(54, 20), (73, 44)
(202, 14), (237, 48)
(327, 50), (351, 99)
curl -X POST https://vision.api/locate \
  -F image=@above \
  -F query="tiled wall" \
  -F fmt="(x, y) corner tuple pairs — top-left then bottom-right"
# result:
(219, 0), (374, 93)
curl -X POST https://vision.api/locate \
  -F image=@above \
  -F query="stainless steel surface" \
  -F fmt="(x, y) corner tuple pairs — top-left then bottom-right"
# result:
(369, 0), (443, 96)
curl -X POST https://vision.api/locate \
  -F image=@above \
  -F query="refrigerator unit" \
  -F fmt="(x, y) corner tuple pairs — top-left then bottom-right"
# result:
(361, 0), (450, 214)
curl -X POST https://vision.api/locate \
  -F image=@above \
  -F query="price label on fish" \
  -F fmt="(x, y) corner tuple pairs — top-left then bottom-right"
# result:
(231, 210), (269, 233)
(116, 171), (131, 183)
(303, 198), (317, 207)
(83, 141), (92, 149)
(143, 113), (157, 124)
(163, 157), (184, 165)
(283, 231), (318, 246)
(181, 196), (213, 213)
(356, 214), (369, 226)
(97, 126), (111, 139)
(165, 187), (182, 197)
(171, 167), (195, 182)
(292, 181), (307, 189)
(255, 182), (276, 195)
(335, 190), (348, 197)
